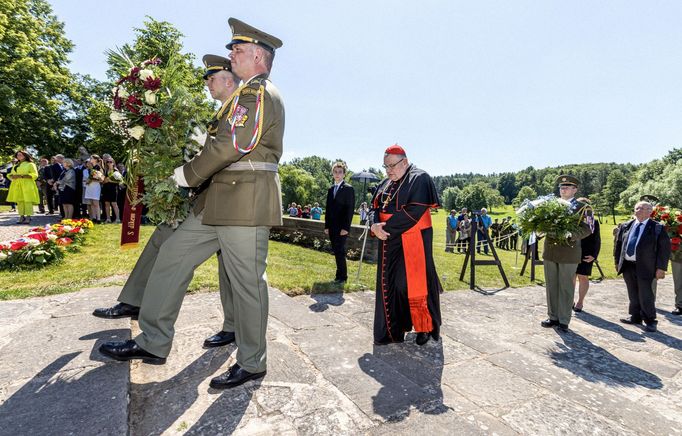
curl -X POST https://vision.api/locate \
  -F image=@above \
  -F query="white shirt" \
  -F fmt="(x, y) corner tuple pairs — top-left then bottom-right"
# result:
(624, 218), (648, 261)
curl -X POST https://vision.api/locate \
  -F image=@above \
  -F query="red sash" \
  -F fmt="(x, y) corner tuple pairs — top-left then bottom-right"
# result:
(379, 210), (434, 332)
(120, 178), (144, 248)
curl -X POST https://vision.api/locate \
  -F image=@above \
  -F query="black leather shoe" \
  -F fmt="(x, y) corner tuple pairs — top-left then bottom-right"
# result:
(620, 316), (642, 325)
(415, 332), (431, 346)
(572, 303), (583, 313)
(209, 364), (266, 389)
(99, 340), (166, 364)
(93, 303), (140, 320)
(203, 331), (235, 348)
(672, 307), (682, 316)
(557, 323), (569, 333)
(540, 319), (559, 328)
(643, 323), (657, 333)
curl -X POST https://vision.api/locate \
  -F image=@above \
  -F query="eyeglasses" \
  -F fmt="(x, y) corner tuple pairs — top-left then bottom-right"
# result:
(382, 158), (405, 170)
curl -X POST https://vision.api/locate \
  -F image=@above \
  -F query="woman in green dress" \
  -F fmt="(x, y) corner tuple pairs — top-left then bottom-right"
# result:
(7, 150), (40, 224)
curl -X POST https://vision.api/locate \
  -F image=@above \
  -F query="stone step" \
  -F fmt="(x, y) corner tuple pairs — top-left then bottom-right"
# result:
(0, 287), (129, 436)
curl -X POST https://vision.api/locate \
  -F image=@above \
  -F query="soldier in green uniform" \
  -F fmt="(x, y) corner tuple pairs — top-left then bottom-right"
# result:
(100, 18), (284, 391)
(93, 55), (240, 349)
(540, 175), (593, 332)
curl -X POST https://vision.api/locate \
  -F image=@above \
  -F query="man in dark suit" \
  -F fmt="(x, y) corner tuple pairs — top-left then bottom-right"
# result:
(614, 201), (671, 332)
(324, 161), (355, 283)
(48, 154), (65, 217)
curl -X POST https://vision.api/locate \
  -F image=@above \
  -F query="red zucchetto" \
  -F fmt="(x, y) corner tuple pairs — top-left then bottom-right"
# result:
(384, 144), (406, 156)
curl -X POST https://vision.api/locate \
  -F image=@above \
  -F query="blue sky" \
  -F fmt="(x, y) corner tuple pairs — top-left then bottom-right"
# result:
(50, 0), (682, 176)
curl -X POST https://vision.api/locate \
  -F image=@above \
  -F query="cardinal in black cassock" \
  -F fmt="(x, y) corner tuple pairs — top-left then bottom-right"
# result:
(369, 144), (442, 346)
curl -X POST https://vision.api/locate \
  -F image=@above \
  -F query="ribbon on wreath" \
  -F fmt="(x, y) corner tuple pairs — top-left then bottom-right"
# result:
(120, 177), (145, 248)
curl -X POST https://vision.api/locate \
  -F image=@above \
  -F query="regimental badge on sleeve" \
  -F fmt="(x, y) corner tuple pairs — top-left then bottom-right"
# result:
(230, 104), (249, 128)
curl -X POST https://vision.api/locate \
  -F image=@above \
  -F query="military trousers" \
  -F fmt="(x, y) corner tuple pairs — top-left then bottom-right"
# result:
(118, 224), (234, 333)
(134, 212), (270, 373)
(543, 261), (578, 325)
(673, 261), (682, 309)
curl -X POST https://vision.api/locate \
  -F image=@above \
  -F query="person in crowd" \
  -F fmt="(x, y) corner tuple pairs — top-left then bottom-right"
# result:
(540, 175), (593, 333)
(71, 159), (84, 218)
(0, 172), (8, 189)
(47, 154), (65, 217)
(458, 212), (472, 253)
(84, 155), (104, 223)
(491, 218), (500, 248)
(94, 54), (242, 354)
(288, 202), (299, 217)
(614, 201), (670, 332)
(324, 161), (356, 284)
(445, 209), (457, 253)
(358, 201), (370, 225)
(36, 158), (49, 214)
(99, 20), (285, 391)
(6, 150), (40, 224)
(475, 208), (492, 255)
(508, 216), (519, 251)
(301, 205), (311, 219)
(311, 202), (322, 220)
(572, 198), (601, 313)
(116, 162), (127, 217)
(55, 159), (77, 219)
(297, 203), (303, 217)
(102, 158), (122, 223)
(370, 144), (442, 346)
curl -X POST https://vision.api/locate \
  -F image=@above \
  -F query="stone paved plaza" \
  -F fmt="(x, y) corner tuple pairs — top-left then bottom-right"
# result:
(1, 276), (681, 435)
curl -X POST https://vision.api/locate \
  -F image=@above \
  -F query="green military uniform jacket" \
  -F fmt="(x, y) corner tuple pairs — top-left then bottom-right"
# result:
(182, 74), (284, 226)
(543, 200), (593, 264)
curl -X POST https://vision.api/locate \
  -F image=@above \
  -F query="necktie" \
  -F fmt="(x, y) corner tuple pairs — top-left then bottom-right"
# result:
(333, 184), (340, 198)
(626, 223), (641, 257)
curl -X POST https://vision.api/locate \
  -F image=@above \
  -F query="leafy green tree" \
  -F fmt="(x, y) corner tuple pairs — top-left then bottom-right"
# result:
(279, 165), (317, 206)
(512, 186), (537, 208)
(458, 182), (491, 211)
(0, 0), (75, 155)
(441, 186), (461, 211)
(596, 169), (629, 224)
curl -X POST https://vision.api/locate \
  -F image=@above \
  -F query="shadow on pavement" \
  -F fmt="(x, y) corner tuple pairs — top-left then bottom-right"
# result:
(308, 291), (345, 312)
(130, 347), (232, 435)
(574, 311), (645, 342)
(550, 331), (662, 389)
(0, 329), (130, 436)
(358, 337), (449, 422)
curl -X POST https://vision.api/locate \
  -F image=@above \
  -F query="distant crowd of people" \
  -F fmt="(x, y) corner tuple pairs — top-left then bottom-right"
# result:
(1, 150), (127, 224)
(444, 207), (519, 255)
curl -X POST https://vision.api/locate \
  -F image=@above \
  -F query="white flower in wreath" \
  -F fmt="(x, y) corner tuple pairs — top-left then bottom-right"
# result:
(0, 252), (6, 260)
(139, 69), (155, 81)
(63, 226), (72, 231)
(129, 125), (145, 140)
(144, 90), (157, 105)
(47, 234), (57, 241)
(112, 86), (129, 99)
(110, 111), (127, 122)
(34, 250), (46, 256)
(27, 239), (40, 246)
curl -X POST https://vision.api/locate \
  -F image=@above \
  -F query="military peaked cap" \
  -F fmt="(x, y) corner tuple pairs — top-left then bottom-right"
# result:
(225, 18), (283, 53)
(202, 54), (232, 79)
(556, 174), (579, 187)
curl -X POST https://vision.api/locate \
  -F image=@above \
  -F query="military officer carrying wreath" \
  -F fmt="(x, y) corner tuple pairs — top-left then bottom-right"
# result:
(540, 175), (593, 333)
(93, 55), (241, 349)
(99, 18), (284, 390)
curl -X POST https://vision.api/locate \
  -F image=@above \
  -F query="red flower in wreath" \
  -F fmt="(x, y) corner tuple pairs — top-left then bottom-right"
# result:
(143, 112), (163, 129)
(113, 95), (123, 110)
(143, 77), (161, 91)
(661, 213), (670, 221)
(27, 232), (48, 242)
(125, 95), (142, 114)
(129, 67), (141, 81)
(10, 241), (28, 251)
(676, 214), (682, 223)
(70, 227), (82, 234)
(672, 237), (682, 245)
(56, 237), (73, 246)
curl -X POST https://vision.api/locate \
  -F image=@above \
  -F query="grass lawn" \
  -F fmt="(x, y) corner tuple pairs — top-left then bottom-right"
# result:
(1, 206), (631, 300)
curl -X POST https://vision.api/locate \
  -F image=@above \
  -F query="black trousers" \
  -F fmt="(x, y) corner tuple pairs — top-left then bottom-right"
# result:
(45, 186), (56, 213)
(329, 233), (348, 281)
(622, 261), (657, 323)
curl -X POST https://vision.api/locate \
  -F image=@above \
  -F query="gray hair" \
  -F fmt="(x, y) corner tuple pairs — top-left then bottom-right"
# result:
(63, 158), (74, 168)
(634, 201), (653, 210)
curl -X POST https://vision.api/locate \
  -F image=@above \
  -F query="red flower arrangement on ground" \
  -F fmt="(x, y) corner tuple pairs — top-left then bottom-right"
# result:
(0, 219), (93, 270)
